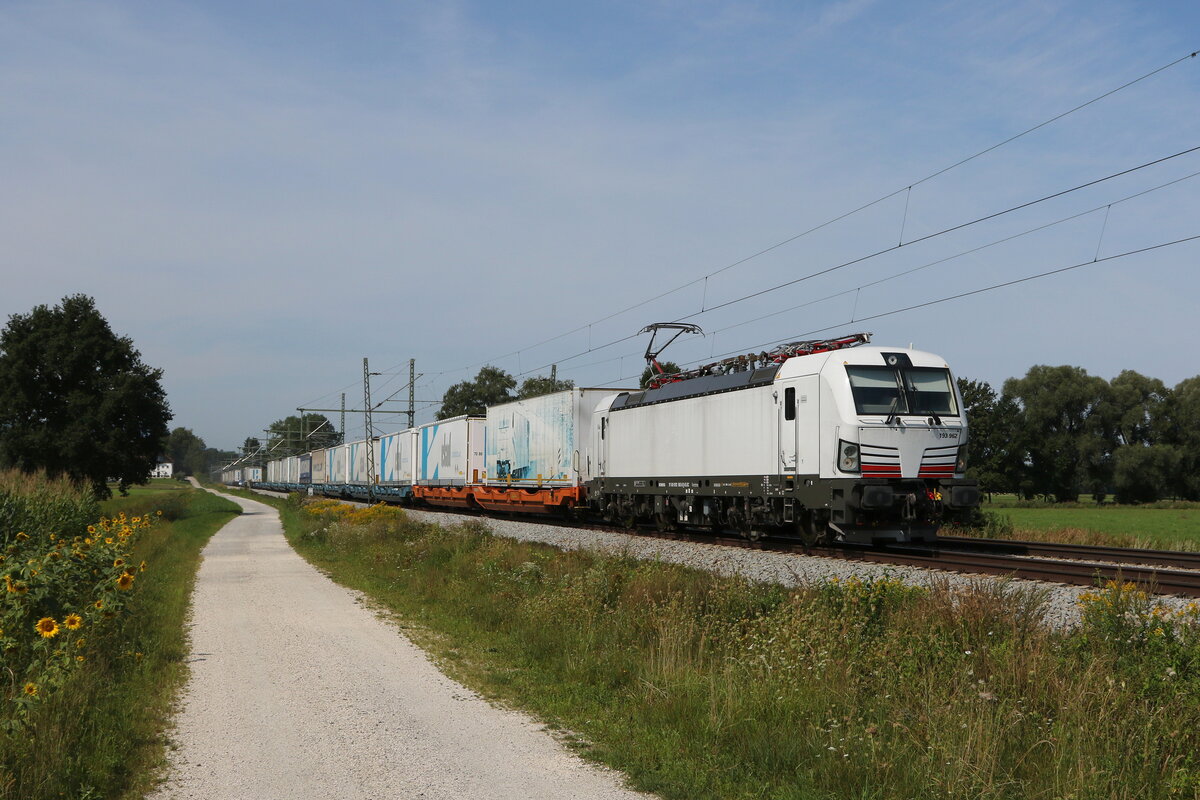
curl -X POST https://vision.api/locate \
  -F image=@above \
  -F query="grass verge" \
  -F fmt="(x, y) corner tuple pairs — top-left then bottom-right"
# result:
(1, 480), (239, 799)
(247, 491), (1200, 799)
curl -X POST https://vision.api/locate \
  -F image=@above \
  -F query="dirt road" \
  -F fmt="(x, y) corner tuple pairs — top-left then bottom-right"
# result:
(152, 488), (652, 799)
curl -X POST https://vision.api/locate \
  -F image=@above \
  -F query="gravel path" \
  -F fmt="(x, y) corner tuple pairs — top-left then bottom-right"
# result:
(153, 489), (653, 799)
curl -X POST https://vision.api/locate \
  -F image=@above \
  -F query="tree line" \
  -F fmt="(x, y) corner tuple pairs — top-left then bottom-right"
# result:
(959, 366), (1200, 503)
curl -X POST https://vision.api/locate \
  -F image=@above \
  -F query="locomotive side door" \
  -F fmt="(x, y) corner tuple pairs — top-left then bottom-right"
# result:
(594, 409), (609, 478)
(779, 380), (798, 472)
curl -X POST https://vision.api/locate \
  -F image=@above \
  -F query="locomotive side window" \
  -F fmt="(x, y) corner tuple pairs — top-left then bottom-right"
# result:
(846, 366), (907, 414)
(846, 365), (958, 417)
(784, 387), (796, 420)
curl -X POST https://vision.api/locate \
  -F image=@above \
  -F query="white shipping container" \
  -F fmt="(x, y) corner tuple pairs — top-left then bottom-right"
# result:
(310, 448), (327, 484)
(377, 429), (416, 485)
(348, 438), (376, 484)
(485, 389), (627, 487)
(284, 456), (300, 484)
(416, 416), (484, 486)
(328, 444), (348, 483)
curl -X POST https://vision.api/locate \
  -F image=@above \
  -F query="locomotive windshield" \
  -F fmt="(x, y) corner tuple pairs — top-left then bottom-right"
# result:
(845, 366), (958, 417)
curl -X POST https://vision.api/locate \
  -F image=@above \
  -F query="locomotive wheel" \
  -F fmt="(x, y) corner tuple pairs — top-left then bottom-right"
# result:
(797, 512), (828, 549)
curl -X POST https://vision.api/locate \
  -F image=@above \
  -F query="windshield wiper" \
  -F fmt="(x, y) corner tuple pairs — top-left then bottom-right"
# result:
(884, 396), (900, 425)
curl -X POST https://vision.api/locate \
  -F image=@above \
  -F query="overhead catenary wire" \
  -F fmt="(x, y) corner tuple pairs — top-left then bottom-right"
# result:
(262, 50), (1200, 438)
(502, 146), (1200, 381)
(439, 49), (1200, 381)
(609, 233), (1200, 382)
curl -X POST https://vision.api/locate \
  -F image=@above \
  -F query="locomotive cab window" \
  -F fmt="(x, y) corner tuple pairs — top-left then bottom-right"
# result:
(846, 365), (957, 417)
(903, 367), (957, 415)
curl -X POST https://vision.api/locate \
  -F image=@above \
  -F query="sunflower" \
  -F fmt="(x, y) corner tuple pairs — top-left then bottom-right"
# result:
(35, 617), (59, 638)
(113, 558), (125, 568)
(23, 683), (37, 697)
(13, 582), (27, 595)
(156, 510), (163, 516)
(93, 599), (104, 610)
(104, 537), (114, 544)
(64, 613), (83, 630)
(116, 573), (135, 591)
(15, 532), (28, 541)
(139, 560), (147, 573)
(87, 525), (96, 533)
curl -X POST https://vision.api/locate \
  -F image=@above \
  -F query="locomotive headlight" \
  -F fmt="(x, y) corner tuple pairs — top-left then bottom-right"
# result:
(956, 444), (968, 473)
(839, 440), (860, 473)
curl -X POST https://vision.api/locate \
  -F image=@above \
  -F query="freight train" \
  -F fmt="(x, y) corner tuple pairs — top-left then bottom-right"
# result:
(224, 335), (981, 543)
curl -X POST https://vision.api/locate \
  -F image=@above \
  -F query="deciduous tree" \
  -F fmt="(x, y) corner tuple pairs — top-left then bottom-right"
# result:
(517, 375), (575, 399)
(0, 295), (171, 498)
(955, 377), (1025, 494)
(165, 426), (208, 477)
(1003, 365), (1109, 502)
(437, 367), (516, 419)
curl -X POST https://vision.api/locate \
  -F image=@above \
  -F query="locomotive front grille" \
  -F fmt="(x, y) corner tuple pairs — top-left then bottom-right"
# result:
(859, 443), (901, 477)
(918, 444), (959, 478)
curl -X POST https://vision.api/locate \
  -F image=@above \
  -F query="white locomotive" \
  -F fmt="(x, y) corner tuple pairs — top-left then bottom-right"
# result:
(589, 334), (980, 543)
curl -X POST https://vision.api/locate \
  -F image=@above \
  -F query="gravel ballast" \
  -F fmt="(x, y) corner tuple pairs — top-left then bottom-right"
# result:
(153, 489), (653, 799)
(402, 508), (1194, 629)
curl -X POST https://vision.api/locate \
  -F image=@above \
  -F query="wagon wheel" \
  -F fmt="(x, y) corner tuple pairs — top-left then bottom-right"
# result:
(655, 508), (677, 533)
(619, 499), (638, 530)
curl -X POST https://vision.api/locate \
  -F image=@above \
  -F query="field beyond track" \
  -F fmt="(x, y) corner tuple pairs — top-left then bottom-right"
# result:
(981, 495), (1200, 548)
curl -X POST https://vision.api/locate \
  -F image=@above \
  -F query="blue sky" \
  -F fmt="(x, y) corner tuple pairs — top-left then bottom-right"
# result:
(2, 0), (1198, 450)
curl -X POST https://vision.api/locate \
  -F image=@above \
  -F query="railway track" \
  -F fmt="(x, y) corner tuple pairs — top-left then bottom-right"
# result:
(245, 487), (1200, 597)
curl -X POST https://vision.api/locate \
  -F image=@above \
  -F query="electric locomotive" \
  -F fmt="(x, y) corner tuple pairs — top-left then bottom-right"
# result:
(587, 334), (980, 543)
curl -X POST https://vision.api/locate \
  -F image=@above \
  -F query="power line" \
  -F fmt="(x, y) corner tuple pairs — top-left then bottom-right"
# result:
(504, 146), (1200, 380)
(688, 145), (1200, 319)
(443, 48), (1199, 379)
(660, 234), (1200, 375)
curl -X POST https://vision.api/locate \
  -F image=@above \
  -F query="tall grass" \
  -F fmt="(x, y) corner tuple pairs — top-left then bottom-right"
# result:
(0, 473), (239, 799)
(274, 495), (1200, 799)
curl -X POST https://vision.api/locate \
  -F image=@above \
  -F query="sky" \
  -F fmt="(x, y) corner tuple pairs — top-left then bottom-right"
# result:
(2, 0), (1198, 452)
